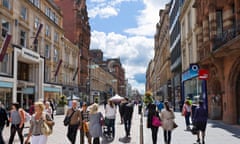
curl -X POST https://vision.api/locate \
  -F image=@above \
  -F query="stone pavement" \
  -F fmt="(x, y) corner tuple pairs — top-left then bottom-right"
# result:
(2, 104), (240, 144)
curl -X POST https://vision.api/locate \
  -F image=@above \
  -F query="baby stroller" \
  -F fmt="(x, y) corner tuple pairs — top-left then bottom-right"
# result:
(102, 118), (114, 141)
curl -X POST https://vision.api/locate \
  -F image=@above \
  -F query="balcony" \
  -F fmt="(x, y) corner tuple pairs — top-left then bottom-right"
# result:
(212, 25), (240, 51)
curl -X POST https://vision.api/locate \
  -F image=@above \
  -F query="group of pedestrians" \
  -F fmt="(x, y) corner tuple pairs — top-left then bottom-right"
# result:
(146, 99), (208, 144)
(181, 98), (208, 144)
(147, 101), (175, 144)
(0, 100), (55, 144)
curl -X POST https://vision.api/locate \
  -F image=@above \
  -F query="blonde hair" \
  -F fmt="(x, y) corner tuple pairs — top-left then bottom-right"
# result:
(89, 103), (98, 114)
(35, 101), (45, 112)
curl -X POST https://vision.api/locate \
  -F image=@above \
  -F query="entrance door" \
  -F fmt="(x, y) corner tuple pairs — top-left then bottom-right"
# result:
(17, 92), (34, 111)
(237, 74), (240, 124)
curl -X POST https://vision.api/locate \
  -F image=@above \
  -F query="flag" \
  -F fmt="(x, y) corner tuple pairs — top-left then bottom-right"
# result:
(0, 34), (12, 62)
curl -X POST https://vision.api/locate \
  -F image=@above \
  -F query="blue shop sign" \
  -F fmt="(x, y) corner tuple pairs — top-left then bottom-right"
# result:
(182, 69), (198, 82)
(0, 81), (13, 88)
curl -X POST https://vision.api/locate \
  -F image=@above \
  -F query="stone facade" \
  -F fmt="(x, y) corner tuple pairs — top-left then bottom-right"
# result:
(153, 4), (171, 101)
(194, 0), (240, 124)
(54, 0), (91, 96)
(0, 0), (78, 109)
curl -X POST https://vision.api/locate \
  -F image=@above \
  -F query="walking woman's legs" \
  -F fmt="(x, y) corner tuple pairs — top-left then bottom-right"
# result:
(151, 127), (158, 144)
(8, 125), (17, 144)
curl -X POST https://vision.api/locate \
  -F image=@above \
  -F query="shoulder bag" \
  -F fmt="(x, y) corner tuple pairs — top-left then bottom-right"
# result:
(63, 109), (76, 126)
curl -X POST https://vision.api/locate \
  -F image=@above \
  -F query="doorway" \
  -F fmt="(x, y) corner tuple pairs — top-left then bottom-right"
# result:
(237, 73), (240, 125)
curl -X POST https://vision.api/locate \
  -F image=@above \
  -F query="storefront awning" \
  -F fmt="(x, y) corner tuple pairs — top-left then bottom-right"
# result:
(44, 86), (61, 92)
(0, 81), (13, 88)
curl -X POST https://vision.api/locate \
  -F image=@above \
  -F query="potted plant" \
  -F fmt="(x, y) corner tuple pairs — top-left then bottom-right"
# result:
(56, 95), (67, 115)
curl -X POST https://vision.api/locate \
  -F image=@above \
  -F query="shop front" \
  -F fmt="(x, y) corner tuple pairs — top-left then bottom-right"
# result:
(0, 81), (13, 110)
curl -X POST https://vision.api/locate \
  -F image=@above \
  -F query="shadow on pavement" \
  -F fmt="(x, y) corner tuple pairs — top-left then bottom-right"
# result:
(208, 120), (240, 139)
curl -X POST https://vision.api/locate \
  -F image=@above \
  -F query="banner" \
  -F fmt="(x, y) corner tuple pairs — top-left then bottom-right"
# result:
(0, 34), (12, 62)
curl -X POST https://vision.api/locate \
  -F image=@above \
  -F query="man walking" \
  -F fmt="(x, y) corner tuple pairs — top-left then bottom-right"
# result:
(122, 97), (134, 138)
(0, 101), (9, 144)
(65, 100), (82, 144)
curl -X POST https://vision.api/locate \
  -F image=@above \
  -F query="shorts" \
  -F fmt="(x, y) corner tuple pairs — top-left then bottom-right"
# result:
(195, 122), (207, 132)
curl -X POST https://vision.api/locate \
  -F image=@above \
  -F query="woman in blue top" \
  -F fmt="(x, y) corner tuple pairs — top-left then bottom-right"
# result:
(193, 100), (208, 144)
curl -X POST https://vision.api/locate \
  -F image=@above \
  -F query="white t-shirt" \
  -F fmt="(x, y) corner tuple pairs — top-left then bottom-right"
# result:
(105, 104), (116, 119)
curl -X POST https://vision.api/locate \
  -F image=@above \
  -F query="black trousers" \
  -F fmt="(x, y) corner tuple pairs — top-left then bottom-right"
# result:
(164, 130), (172, 144)
(8, 124), (24, 144)
(0, 125), (5, 144)
(93, 137), (100, 144)
(151, 127), (159, 144)
(124, 119), (131, 137)
(67, 124), (79, 144)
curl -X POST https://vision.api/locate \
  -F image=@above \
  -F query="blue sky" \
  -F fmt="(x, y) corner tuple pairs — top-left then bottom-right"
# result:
(87, 0), (170, 94)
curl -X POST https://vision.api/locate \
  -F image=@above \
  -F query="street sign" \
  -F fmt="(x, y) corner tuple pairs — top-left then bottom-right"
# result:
(198, 69), (209, 80)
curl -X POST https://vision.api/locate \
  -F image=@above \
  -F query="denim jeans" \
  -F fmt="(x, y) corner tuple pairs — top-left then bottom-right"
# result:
(106, 118), (115, 138)
(185, 112), (191, 128)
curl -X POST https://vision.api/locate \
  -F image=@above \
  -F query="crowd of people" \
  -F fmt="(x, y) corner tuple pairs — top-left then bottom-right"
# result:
(0, 96), (208, 144)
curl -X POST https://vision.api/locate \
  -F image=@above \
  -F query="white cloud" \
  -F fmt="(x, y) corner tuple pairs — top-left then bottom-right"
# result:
(88, 0), (170, 94)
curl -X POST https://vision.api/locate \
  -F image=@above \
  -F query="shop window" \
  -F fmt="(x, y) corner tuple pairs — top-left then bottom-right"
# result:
(1, 20), (10, 38)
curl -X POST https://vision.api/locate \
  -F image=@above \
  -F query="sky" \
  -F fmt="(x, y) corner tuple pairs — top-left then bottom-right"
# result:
(86, 0), (171, 94)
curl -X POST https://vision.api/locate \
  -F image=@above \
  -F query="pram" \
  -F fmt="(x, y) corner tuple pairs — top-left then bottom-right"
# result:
(102, 118), (114, 141)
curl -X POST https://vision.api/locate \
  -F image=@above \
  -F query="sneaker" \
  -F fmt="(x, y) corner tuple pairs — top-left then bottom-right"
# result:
(196, 139), (200, 143)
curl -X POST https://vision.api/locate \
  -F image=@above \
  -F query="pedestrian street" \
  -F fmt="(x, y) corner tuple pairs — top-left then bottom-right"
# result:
(2, 104), (240, 144)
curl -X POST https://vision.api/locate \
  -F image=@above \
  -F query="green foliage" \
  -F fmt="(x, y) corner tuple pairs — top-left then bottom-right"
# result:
(143, 91), (153, 105)
(58, 95), (67, 106)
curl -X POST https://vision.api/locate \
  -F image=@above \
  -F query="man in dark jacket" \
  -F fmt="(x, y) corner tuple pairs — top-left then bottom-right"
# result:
(0, 101), (9, 144)
(122, 97), (134, 138)
(193, 100), (208, 144)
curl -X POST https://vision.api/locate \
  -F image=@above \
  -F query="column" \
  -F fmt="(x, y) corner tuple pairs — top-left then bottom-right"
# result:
(12, 49), (18, 102)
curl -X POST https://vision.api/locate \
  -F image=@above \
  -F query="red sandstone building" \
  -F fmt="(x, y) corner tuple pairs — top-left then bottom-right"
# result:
(54, 0), (91, 96)
(194, 0), (240, 124)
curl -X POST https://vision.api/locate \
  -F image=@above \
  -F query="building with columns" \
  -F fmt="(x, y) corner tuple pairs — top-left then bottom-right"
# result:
(0, 0), (79, 110)
(193, 0), (240, 124)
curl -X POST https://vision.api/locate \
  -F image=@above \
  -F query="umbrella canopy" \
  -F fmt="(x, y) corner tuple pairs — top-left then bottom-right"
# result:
(67, 94), (80, 100)
(109, 94), (124, 102)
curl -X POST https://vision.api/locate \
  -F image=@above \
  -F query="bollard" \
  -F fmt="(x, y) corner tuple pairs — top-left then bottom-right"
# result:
(140, 110), (144, 144)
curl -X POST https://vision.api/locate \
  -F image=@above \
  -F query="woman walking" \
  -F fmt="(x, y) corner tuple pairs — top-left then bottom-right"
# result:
(89, 103), (103, 144)
(8, 102), (25, 144)
(192, 100), (208, 144)
(182, 100), (192, 130)
(161, 101), (175, 144)
(25, 101), (54, 144)
(105, 100), (116, 139)
(147, 103), (160, 144)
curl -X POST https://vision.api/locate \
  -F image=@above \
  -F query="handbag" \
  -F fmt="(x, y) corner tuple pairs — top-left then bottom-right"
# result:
(63, 109), (76, 126)
(191, 125), (198, 135)
(173, 121), (178, 129)
(41, 113), (52, 136)
(41, 121), (52, 136)
(83, 122), (89, 133)
(152, 115), (162, 127)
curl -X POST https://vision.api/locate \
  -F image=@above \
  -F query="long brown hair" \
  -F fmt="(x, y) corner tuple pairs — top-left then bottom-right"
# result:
(108, 100), (114, 108)
(164, 101), (171, 112)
